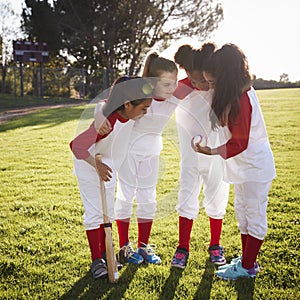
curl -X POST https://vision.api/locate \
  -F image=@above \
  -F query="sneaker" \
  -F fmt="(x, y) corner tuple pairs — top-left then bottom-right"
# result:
(218, 256), (260, 273)
(216, 260), (258, 280)
(119, 242), (144, 264)
(137, 243), (161, 264)
(102, 252), (123, 270)
(90, 258), (108, 279)
(171, 248), (189, 269)
(208, 245), (226, 265)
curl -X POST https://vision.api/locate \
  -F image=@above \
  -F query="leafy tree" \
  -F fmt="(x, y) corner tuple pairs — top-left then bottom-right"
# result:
(0, 0), (26, 92)
(22, 0), (223, 80)
(279, 73), (289, 83)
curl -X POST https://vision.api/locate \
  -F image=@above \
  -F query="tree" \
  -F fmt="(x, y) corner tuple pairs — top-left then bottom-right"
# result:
(0, 0), (26, 92)
(22, 0), (223, 78)
(279, 73), (289, 83)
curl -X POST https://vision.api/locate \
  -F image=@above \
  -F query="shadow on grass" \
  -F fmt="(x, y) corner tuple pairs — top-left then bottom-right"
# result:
(59, 264), (139, 300)
(0, 105), (91, 133)
(193, 260), (215, 300)
(158, 267), (184, 300)
(234, 277), (255, 300)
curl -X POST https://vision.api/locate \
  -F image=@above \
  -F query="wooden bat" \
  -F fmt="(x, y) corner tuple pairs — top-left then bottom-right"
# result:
(95, 153), (119, 283)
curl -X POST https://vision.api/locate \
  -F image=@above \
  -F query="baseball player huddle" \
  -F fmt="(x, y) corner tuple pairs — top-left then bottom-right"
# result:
(70, 42), (276, 281)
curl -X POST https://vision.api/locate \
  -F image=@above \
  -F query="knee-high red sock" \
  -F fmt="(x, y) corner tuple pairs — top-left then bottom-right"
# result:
(178, 216), (193, 251)
(242, 235), (263, 269)
(241, 234), (248, 256)
(86, 226), (105, 261)
(116, 218), (130, 247)
(137, 218), (153, 247)
(209, 217), (223, 246)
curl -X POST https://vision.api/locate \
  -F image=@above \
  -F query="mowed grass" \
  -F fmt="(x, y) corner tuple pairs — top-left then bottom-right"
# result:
(0, 88), (299, 300)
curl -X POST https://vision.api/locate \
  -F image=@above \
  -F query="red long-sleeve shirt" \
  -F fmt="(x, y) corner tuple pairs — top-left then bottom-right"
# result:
(69, 112), (128, 159)
(217, 91), (252, 159)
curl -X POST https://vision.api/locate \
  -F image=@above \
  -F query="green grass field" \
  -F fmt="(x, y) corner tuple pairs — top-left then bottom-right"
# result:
(0, 89), (299, 300)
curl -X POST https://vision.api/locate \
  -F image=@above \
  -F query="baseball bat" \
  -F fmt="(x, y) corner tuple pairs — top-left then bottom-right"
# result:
(95, 153), (119, 283)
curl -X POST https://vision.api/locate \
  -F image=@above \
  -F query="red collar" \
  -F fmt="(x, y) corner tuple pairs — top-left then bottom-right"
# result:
(153, 97), (166, 102)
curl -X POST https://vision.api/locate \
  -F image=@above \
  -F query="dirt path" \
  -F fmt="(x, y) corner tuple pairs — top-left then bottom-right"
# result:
(0, 102), (87, 124)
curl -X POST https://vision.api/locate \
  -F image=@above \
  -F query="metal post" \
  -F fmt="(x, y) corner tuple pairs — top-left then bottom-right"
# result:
(81, 68), (85, 99)
(40, 62), (44, 98)
(20, 62), (24, 97)
(13, 66), (17, 96)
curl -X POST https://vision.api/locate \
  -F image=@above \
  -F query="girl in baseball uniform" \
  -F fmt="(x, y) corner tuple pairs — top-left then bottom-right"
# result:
(171, 43), (230, 269)
(69, 76), (152, 279)
(114, 53), (179, 264)
(193, 43), (276, 280)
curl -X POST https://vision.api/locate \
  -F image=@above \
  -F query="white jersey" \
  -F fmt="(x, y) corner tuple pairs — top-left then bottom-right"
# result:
(74, 117), (135, 179)
(176, 90), (229, 168)
(224, 87), (276, 184)
(129, 96), (179, 156)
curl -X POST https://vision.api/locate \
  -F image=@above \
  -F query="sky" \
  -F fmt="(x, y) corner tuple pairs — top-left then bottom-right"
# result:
(7, 0), (300, 81)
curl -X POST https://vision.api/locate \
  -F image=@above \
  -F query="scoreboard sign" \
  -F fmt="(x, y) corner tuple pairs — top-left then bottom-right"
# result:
(13, 40), (50, 63)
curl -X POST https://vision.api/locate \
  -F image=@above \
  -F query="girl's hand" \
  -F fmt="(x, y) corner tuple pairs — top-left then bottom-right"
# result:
(191, 138), (212, 155)
(94, 118), (112, 135)
(95, 160), (113, 182)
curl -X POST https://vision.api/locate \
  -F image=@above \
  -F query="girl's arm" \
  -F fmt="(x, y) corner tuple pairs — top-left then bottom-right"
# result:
(192, 94), (252, 158)
(94, 102), (112, 135)
(70, 123), (113, 181)
(69, 122), (100, 160)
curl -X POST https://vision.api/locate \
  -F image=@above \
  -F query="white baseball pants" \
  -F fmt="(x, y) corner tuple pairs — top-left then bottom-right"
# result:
(234, 181), (272, 240)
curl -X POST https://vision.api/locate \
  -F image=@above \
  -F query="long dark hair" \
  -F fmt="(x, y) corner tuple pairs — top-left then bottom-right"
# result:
(204, 44), (253, 129)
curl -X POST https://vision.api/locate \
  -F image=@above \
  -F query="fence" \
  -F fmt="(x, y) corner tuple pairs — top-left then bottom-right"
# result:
(0, 65), (116, 99)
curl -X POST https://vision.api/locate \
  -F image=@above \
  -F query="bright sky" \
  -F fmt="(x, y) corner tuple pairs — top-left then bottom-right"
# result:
(162, 0), (300, 82)
(7, 0), (300, 81)
(212, 0), (300, 81)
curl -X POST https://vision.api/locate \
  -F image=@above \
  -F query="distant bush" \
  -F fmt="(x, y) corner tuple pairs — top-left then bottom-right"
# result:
(253, 78), (300, 90)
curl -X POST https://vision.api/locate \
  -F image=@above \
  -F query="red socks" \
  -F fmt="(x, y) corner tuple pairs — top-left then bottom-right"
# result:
(178, 216), (193, 251)
(116, 218), (130, 247)
(177, 217), (222, 251)
(86, 225), (105, 261)
(241, 234), (263, 269)
(209, 217), (223, 246)
(241, 234), (248, 256)
(137, 218), (153, 247)
(116, 218), (153, 248)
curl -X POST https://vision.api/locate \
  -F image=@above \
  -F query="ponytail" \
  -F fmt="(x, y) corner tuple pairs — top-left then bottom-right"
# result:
(142, 52), (177, 78)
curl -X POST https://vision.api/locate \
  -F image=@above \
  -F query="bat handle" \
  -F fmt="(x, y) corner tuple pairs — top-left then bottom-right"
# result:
(95, 153), (110, 225)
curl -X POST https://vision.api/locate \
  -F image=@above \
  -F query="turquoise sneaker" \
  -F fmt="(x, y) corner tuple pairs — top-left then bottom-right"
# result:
(218, 256), (242, 270)
(119, 242), (144, 265)
(216, 260), (258, 280)
(208, 245), (226, 265)
(218, 256), (260, 272)
(137, 243), (161, 264)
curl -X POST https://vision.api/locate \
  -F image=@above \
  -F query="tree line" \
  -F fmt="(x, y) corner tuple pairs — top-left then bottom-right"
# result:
(1, 0), (224, 97)
(1, 0), (299, 98)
